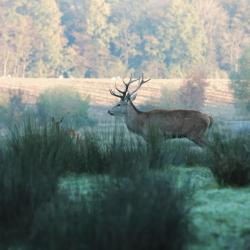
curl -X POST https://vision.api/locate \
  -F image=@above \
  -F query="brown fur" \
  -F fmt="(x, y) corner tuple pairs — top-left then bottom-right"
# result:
(125, 101), (212, 146)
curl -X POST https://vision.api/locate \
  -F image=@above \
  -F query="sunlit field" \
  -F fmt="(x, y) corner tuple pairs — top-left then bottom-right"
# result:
(0, 78), (249, 250)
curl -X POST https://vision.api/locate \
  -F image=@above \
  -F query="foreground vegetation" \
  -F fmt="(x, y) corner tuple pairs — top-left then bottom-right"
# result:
(0, 120), (192, 249)
(0, 115), (250, 249)
(0, 83), (250, 249)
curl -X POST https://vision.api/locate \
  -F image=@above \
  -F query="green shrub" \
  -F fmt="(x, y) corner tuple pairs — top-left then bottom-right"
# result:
(0, 89), (32, 127)
(0, 119), (85, 245)
(36, 87), (95, 128)
(159, 140), (208, 167)
(161, 68), (208, 110)
(79, 127), (203, 175)
(208, 131), (250, 186)
(79, 128), (148, 175)
(144, 127), (208, 168)
(30, 174), (192, 250)
(0, 118), (199, 248)
(178, 69), (209, 110)
(0, 120), (162, 246)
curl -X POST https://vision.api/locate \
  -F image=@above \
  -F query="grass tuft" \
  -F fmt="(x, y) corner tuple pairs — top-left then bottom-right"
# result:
(208, 130), (250, 186)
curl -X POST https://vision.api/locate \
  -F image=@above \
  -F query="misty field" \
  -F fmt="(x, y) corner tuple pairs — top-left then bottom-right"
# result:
(0, 78), (249, 250)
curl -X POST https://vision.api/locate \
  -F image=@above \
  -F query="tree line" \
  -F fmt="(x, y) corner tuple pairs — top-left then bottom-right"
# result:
(0, 0), (249, 78)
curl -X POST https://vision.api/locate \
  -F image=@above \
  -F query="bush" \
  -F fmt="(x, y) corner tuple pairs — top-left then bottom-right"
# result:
(0, 118), (198, 248)
(0, 89), (32, 127)
(30, 174), (192, 250)
(80, 127), (204, 174)
(157, 140), (208, 167)
(178, 71), (209, 110)
(79, 128), (148, 175)
(160, 69), (209, 110)
(208, 130), (250, 186)
(36, 87), (95, 128)
(0, 119), (85, 245)
(80, 127), (207, 174)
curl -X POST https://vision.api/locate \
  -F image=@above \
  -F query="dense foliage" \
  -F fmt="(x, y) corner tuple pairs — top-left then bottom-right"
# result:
(0, 86), (94, 127)
(36, 87), (94, 127)
(208, 130), (250, 186)
(0, 121), (74, 245)
(0, 89), (27, 125)
(230, 46), (250, 114)
(0, 0), (249, 78)
(0, 119), (192, 249)
(30, 176), (191, 250)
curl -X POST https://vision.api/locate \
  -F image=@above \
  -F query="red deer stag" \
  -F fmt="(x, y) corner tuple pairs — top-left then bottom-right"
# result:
(108, 75), (213, 146)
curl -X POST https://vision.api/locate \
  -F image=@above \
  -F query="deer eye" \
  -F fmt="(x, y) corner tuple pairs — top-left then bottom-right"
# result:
(117, 104), (121, 106)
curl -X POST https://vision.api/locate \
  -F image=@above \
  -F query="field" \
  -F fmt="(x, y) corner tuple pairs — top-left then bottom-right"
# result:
(0, 77), (235, 117)
(0, 78), (250, 250)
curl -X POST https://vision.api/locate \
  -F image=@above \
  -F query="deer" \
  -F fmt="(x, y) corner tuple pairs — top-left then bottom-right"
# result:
(108, 74), (213, 147)
(51, 117), (81, 143)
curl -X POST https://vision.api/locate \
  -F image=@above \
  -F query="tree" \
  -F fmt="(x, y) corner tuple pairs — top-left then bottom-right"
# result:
(0, 0), (33, 77)
(231, 46), (250, 114)
(58, 0), (119, 77)
(23, 0), (67, 77)
(219, 0), (250, 72)
(192, 0), (229, 75)
(109, 0), (207, 77)
(178, 69), (209, 110)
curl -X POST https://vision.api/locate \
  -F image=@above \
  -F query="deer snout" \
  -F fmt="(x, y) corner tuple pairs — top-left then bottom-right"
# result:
(108, 110), (114, 116)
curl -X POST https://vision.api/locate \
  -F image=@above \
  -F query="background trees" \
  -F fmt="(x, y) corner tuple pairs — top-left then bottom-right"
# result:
(230, 47), (250, 114)
(0, 0), (249, 78)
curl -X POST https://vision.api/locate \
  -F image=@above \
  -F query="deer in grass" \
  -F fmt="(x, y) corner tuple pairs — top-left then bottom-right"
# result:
(108, 74), (213, 147)
(51, 117), (81, 143)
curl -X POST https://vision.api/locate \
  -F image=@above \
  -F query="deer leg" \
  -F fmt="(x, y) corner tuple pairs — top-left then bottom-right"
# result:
(187, 121), (209, 147)
(188, 129), (206, 147)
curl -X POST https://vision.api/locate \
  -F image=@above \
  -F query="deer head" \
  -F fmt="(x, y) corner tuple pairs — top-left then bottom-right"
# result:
(108, 74), (150, 116)
(51, 116), (64, 131)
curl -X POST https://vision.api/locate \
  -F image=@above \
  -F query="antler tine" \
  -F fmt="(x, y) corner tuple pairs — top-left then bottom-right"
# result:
(110, 74), (145, 100)
(140, 73), (151, 84)
(109, 89), (124, 99)
(129, 73), (151, 96)
(123, 73), (139, 87)
(110, 80), (128, 99)
(115, 83), (125, 95)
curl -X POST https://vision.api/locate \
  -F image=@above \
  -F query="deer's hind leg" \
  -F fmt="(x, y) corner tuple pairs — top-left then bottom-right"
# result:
(187, 123), (208, 147)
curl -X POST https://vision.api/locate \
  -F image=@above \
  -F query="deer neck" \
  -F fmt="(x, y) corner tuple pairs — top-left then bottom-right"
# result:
(125, 101), (143, 134)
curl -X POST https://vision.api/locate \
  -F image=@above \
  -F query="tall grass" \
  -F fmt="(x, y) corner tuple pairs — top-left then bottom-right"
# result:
(0, 119), (161, 246)
(0, 119), (194, 248)
(0, 119), (84, 245)
(208, 130), (250, 186)
(30, 174), (192, 250)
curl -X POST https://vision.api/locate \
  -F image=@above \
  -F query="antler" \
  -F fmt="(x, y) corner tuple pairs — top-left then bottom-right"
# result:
(110, 74), (150, 100)
(128, 73), (151, 97)
(109, 74), (139, 100)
